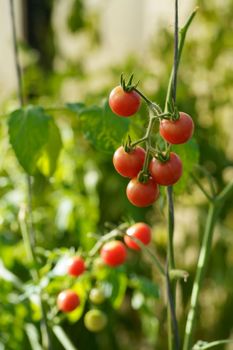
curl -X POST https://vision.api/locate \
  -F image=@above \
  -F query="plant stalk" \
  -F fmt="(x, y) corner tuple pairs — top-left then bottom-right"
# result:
(165, 1), (180, 349)
(183, 180), (233, 350)
(9, 1), (51, 348)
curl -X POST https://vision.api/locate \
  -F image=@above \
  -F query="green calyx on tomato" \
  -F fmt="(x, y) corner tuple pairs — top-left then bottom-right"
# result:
(120, 73), (139, 92)
(113, 146), (146, 178)
(149, 152), (183, 186)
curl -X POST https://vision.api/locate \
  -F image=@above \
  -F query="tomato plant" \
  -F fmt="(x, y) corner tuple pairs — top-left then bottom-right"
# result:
(159, 112), (194, 144)
(57, 290), (80, 313)
(67, 256), (86, 277)
(126, 177), (160, 207)
(84, 310), (107, 332)
(109, 86), (141, 117)
(113, 146), (145, 178)
(124, 222), (152, 250)
(100, 240), (127, 267)
(5, 1), (233, 350)
(149, 152), (182, 186)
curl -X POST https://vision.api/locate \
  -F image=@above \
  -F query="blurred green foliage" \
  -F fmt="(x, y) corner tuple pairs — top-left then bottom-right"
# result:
(0, 0), (233, 349)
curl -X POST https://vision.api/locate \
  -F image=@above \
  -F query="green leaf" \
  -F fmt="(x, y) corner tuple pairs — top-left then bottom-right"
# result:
(37, 119), (62, 176)
(8, 106), (51, 174)
(173, 138), (199, 194)
(53, 325), (78, 350)
(101, 269), (128, 309)
(129, 275), (160, 298)
(67, 100), (130, 153)
(0, 259), (23, 289)
(192, 340), (233, 350)
(67, 277), (91, 323)
(66, 102), (86, 114)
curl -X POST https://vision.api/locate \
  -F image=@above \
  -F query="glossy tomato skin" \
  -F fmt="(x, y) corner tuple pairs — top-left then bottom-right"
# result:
(67, 256), (86, 277)
(109, 86), (141, 117)
(113, 146), (145, 178)
(160, 112), (194, 144)
(126, 177), (159, 207)
(100, 240), (127, 267)
(149, 152), (182, 186)
(124, 222), (152, 250)
(84, 310), (107, 332)
(57, 290), (80, 312)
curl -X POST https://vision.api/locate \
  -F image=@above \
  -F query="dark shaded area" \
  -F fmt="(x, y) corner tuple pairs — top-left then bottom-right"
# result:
(25, 0), (55, 70)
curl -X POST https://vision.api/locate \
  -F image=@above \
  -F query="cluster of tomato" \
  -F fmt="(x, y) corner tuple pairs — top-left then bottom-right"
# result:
(56, 256), (107, 332)
(100, 222), (152, 266)
(109, 85), (194, 207)
(57, 222), (151, 331)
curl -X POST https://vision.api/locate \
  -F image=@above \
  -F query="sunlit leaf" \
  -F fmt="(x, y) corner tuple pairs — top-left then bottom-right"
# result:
(67, 278), (91, 323)
(8, 106), (51, 174)
(37, 119), (62, 176)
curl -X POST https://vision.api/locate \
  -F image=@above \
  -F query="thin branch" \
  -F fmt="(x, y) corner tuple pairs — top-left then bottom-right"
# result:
(191, 173), (213, 202)
(165, 7), (198, 111)
(166, 260), (180, 350)
(9, 1), (52, 349)
(9, 0), (24, 107)
(172, 0), (179, 103)
(165, 2), (180, 350)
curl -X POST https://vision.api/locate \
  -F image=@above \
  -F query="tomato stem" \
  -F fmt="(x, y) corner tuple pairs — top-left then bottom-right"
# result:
(183, 180), (233, 350)
(88, 223), (128, 257)
(126, 235), (165, 276)
(165, 1), (183, 350)
(191, 173), (214, 201)
(9, 1), (52, 348)
(133, 87), (162, 115)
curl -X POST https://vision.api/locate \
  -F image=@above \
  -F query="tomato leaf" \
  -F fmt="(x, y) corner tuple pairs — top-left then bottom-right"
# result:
(67, 100), (130, 153)
(8, 106), (51, 175)
(102, 268), (128, 309)
(67, 278), (91, 323)
(37, 119), (62, 176)
(66, 102), (86, 114)
(129, 275), (160, 298)
(173, 138), (199, 194)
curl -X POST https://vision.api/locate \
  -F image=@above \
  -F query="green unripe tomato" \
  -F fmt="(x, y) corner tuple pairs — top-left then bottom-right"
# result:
(89, 288), (105, 305)
(92, 257), (105, 271)
(84, 310), (107, 332)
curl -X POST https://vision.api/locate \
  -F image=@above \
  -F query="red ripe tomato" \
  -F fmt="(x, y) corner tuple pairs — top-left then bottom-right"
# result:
(124, 222), (152, 250)
(160, 112), (194, 144)
(67, 256), (86, 277)
(109, 86), (141, 117)
(100, 240), (127, 267)
(126, 177), (159, 207)
(57, 290), (80, 312)
(149, 152), (182, 186)
(113, 146), (145, 178)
